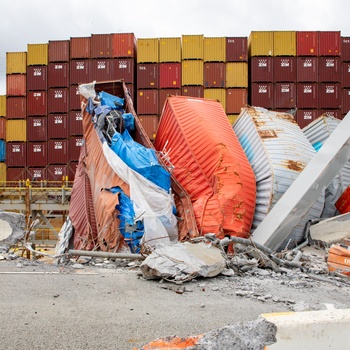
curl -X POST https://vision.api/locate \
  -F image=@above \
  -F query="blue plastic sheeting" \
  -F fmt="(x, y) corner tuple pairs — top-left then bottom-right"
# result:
(99, 91), (124, 109)
(111, 129), (171, 192)
(0, 140), (5, 162)
(122, 113), (135, 131)
(107, 187), (144, 253)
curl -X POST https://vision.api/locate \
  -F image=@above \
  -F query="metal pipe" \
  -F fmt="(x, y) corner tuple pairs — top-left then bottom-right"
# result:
(68, 249), (145, 260)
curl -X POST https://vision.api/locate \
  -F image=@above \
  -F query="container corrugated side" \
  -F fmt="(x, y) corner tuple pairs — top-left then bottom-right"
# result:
(27, 66), (47, 91)
(6, 52), (27, 74)
(341, 37), (350, 61)
(27, 91), (47, 116)
(226, 88), (248, 114)
(226, 37), (248, 62)
(137, 38), (159, 63)
(0, 140), (5, 162)
(27, 44), (48, 66)
(111, 33), (136, 58)
(6, 142), (26, 167)
(204, 62), (225, 88)
(6, 119), (27, 142)
(181, 34), (204, 60)
(48, 139), (69, 164)
(248, 31), (274, 56)
(0, 96), (6, 117)
(296, 31), (319, 56)
(48, 62), (69, 88)
(0, 163), (6, 181)
(159, 63), (181, 89)
(273, 31), (296, 56)
(27, 142), (47, 167)
(91, 33), (111, 58)
(48, 40), (70, 62)
(138, 115), (159, 140)
(70, 37), (91, 59)
(204, 88), (226, 111)
(6, 74), (26, 96)
(159, 37), (181, 62)
(27, 116), (47, 142)
(181, 86), (204, 98)
(182, 60), (203, 86)
(225, 62), (248, 88)
(0, 117), (6, 139)
(233, 106), (324, 249)
(319, 31), (341, 56)
(6, 96), (26, 119)
(203, 37), (226, 62)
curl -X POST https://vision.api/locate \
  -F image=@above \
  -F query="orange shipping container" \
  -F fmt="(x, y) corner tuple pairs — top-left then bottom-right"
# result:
(138, 115), (159, 141)
(6, 74), (26, 96)
(0, 117), (6, 139)
(226, 88), (248, 114)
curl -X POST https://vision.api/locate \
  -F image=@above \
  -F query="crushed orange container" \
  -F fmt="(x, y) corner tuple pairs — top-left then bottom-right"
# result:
(335, 185), (350, 214)
(327, 244), (350, 276)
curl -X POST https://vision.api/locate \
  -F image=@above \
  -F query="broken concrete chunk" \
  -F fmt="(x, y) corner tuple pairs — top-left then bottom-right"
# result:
(0, 211), (26, 252)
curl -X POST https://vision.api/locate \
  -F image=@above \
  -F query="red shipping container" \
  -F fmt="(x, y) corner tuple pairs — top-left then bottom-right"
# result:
(226, 37), (248, 62)
(69, 85), (81, 110)
(6, 74), (26, 96)
(6, 167), (26, 181)
(111, 58), (134, 83)
(125, 84), (135, 103)
(90, 59), (112, 81)
(250, 57), (273, 82)
(69, 59), (90, 84)
(342, 62), (350, 87)
(274, 82), (296, 109)
(48, 88), (69, 113)
(273, 57), (296, 82)
(70, 37), (91, 59)
(27, 116), (47, 141)
(136, 89), (158, 115)
(318, 57), (341, 82)
(67, 161), (78, 180)
(48, 114), (69, 139)
(318, 83), (341, 108)
(319, 109), (341, 119)
(91, 34), (111, 58)
(204, 62), (225, 88)
(6, 142), (26, 167)
(27, 167), (47, 181)
(342, 88), (350, 115)
(27, 91), (47, 116)
(136, 63), (158, 89)
(48, 62), (69, 87)
(159, 63), (181, 89)
(49, 40), (70, 62)
(341, 37), (350, 62)
(0, 117), (6, 139)
(297, 83), (318, 109)
(6, 96), (26, 119)
(69, 110), (83, 136)
(226, 88), (248, 114)
(27, 142), (47, 167)
(159, 89), (181, 115)
(296, 109), (318, 129)
(250, 83), (273, 109)
(296, 57), (318, 82)
(111, 33), (136, 58)
(181, 86), (204, 98)
(48, 139), (69, 164)
(296, 31), (319, 56)
(27, 66), (47, 91)
(138, 115), (159, 141)
(69, 136), (84, 162)
(47, 164), (67, 181)
(319, 31), (341, 56)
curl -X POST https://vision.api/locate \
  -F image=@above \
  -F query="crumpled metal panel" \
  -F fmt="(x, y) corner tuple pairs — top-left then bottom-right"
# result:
(154, 95), (256, 239)
(302, 115), (350, 217)
(233, 106), (325, 249)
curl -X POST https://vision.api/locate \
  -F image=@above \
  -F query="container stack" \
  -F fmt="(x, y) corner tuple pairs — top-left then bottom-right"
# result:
(341, 36), (350, 118)
(0, 95), (6, 179)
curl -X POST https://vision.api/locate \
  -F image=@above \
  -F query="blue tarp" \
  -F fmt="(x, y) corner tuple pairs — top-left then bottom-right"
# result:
(99, 91), (124, 110)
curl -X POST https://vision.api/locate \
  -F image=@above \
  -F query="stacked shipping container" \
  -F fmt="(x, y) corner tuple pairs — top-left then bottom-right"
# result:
(341, 37), (350, 118)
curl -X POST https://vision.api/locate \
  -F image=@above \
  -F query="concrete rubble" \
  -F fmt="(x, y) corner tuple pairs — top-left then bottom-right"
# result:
(0, 211), (26, 254)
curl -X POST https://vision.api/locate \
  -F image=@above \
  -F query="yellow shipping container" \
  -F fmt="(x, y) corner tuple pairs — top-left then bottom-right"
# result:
(227, 114), (240, 125)
(248, 31), (274, 56)
(204, 37), (226, 62)
(226, 62), (248, 88)
(182, 60), (204, 86)
(27, 43), (48, 66)
(204, 88), (226, 111)
(0, 163), (6, 182)
(0, 95), (6, 116)
(159, 37), (181, 62)
(137, 38), (159, 63)
(6, 52), (27, 74)
(6, 119), (26, 142)
(274, 31), (296, 56)
(182, 34), (204, 60)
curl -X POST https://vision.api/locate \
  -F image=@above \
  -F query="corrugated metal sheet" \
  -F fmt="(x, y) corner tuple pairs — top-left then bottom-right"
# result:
(159, 63), (181, 88)
(69, 85), (80, 110)
(27, 141), (47, 167)
(6, 74), (26, 96)
(204, 88), (226, 111)
(0, 163), (6, 181)
(182, 60), (204, 86)
(226, 88), (248, 114)
(27, 167), (47, 181)
(70, 37), (91, 59)
(296, 109), (318, 129)
(274, 82), (296, 109)
(318, 83), (341, 109)
(111, 33), (136, 58)
(48, 40), (70, 62)
(341, 37), (350, 61)
(6, 96), (26, 120)
(203, 37), (226, 62)
(91, 34), (111, 58)
(273, 31), (296, 56)
(136, 63), (159, 89)
(6, 119), (26, 142)
(248, 31), (274, 56)
(159, 37), (181, 62)
(48, 114), (69, 139)
(69, 110), (83, 136)
(226, 62), (248, 88)
(302, 115), (350, 217)
(27, 116), (47, 141)
(204, 62), (225, 88)
(319, 31), (341, 56)
(158, 89), (181, 115)
(297, 83), (318, 109)
(318, 57), (341, 82)
(181, 86), (204, 98)
(137, 38), (159, 63)
(47, 164), (67, 181)
(68, 136), (84, 162)
(297, 57), (318, 82)
(342, 62), (350, 88)
(273, 57), (296, 82)
(0, 140), (6, 162)
(67, 161), (78, 181)
(335, 187), (350, 214)
(27, 65), (47, 91)
(27, 91), (47, 116)
(110, 58), (134, 83)
(342, 88), (350, 115)
(136, 89), (158, 115)
(226, 37), (248, 62)
(250, 57), (273, 82)
(0, 96), (6, 116)
(90, 59), (112, 81)
(6, 167), (26, 181)
(48, 62), (69, 88)
(6, 52), (27, 74)
(27, 44), (48, 66)
(6, 142), (26, 167)
(48, 88), (69, 113)
(250, 83), (273, 108)
(154, 96), (256, 238)
(227, 114), (240, 124)
(138, 115), (159, 141)
(0, 117), (6, 139)
(181, 34), (204, 60)
(48, 139), (69, 164)
(69, 59), (90, 84)
(233, 106), (324, 248)
(297, 31), (318, 56)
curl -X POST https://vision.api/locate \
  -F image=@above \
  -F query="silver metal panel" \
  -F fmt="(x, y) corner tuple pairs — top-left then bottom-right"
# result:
(253, 111), (350, 251)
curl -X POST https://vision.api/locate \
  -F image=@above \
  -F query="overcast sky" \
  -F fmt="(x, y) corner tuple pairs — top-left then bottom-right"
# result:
(1, 0), (350, 94)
